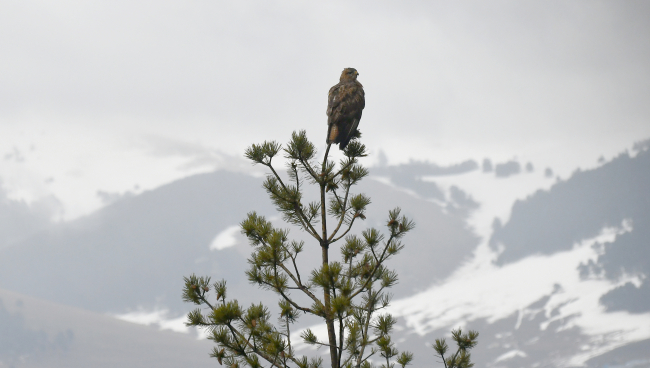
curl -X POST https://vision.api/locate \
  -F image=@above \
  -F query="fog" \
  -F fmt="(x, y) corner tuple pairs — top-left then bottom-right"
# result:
(1, 0), (649, 219)
(1, 2), (649, 367)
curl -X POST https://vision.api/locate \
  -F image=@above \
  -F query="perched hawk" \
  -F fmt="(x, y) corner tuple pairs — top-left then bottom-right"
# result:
(326, 68), (365, 150)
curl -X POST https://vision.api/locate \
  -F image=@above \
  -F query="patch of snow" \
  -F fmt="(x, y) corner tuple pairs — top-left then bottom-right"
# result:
(158, 315), (190, 334)
(114, 308), (189, 334)
(387, 220), (650, 366)
(422, 167), (554, 242)
(495, 349), (527, 362)
(368, 175), (441, 207)
(210, 225), (241, 250)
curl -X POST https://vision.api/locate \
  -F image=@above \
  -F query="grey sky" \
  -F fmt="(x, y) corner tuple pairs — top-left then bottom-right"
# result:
(1, 0), (649, 218)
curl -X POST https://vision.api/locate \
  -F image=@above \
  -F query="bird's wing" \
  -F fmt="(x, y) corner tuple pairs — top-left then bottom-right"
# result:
(327, 83), (342, 118)
(357, 82), (365, 110)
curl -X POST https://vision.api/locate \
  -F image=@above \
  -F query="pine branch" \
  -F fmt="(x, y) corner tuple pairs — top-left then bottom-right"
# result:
(266, 164), (322, 241)
(185, 131), (443, 368)
(327, 176), (353, 242)
(276, 262), (324, 312)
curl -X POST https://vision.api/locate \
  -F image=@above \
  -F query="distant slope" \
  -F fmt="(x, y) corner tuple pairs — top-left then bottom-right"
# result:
(585, 338), (650, 368)
(490, 146), (650, 314)
(0, 185), (57, 250)
(0, 168), (478, 315)
(0, 170), (275, 313)
(491, 148), (649, 261)
(376, 144), (650, 368)
(0, 287), (217, 368)
(1, 145), (649, 367)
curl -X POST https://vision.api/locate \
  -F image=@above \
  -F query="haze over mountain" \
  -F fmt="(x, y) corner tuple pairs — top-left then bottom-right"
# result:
(2, 1), (650, 366)
(2, 1), (649, 221)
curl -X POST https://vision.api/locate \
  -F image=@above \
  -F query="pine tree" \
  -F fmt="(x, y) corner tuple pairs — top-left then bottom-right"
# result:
(182, 131), (477, 367)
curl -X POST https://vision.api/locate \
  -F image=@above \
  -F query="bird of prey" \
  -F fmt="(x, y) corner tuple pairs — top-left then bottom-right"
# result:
(326, 68), (365, 150)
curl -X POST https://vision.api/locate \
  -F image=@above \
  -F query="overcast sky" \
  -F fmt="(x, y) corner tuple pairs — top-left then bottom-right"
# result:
(1, 1), (649, 220)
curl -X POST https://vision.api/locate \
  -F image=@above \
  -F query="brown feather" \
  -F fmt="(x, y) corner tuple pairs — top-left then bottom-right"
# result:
(326, 68), (365, 149)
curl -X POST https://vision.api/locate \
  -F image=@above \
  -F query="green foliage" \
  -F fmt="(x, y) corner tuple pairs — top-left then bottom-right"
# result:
(432, 328), (479, 368)
(183, 130), (477, 367)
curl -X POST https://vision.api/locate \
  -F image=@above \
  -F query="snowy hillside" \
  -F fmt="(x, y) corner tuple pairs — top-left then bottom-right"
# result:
(293, 141), (650, 367)
(1, 141), (649, 367)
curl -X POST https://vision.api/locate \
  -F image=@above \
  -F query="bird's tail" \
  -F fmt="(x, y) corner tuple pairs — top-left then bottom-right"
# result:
(338, 119), (359, 149)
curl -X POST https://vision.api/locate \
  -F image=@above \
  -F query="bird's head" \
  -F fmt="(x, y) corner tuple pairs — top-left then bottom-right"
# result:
(340, 68), (359, 82)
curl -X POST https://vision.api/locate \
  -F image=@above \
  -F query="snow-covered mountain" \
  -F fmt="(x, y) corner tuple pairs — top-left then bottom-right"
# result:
(1, 140), (649, 367)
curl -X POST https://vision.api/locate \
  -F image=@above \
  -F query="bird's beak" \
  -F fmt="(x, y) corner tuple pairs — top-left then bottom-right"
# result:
(355, 71), (359, 76)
